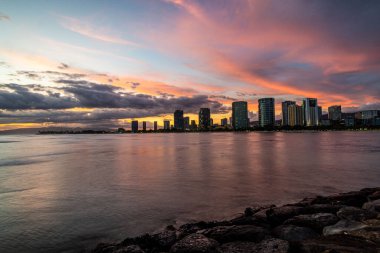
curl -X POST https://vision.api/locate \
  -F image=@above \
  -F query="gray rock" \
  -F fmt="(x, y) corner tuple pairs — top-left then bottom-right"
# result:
(304, 204), (343, 214)
(337, 206), (378, 221)
(113, 245), (145, 253)
(169, 233), (218, 253)
(323, 219), (368, 236)
(253, 238), (289, 253)
(362, 199), (380, 213)
(368, 191), (380, 201)
(153, 227), (177, 248)
(201, 225), (269, 243)
(266, 206), (304, 225)
(273, 225), (318, 241)
(311, 191), (368, 207)
(216, 241), (257, 253)
(284, 213), (339, 231)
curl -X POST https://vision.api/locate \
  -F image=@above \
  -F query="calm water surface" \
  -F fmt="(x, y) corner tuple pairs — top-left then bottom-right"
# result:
(0, 132), (380, 252)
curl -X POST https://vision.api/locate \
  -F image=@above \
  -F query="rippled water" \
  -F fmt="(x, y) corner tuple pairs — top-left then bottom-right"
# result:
(0, 132), (380, 252)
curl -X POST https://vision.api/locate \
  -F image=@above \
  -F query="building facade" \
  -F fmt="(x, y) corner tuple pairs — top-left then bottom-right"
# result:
(154, 121), (158, 131)
(328, 105), (342, 121)
(258, 98), (275, 127)
(282, 101), (296, 126)
(174, 110), (184, 130)
(164, 120), (170, 130)
(142, 121), (147, 131)
(221, 118), (228, 127)
(183, 116), (190, 130)
(232, 101), (249, 130)
(198, 108), (211, 129)
(288, 104), (303, 127)
(303, 98), (319, 126)
(131, 120), (138, 133)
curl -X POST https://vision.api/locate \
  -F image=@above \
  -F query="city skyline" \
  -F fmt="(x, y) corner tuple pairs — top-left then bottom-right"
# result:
(1, 0), (380, 131)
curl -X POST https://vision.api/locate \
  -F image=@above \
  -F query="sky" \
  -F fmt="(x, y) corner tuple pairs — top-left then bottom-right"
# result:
(1, 0), (380, 130)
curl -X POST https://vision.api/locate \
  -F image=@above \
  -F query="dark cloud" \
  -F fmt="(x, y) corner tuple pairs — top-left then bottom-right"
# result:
(209, 95), (237, 101)
(16, 70), (86, 80)
(126, 81), (140, 89)
(0, 13), (10, 21)
(57, 63), (69, 69)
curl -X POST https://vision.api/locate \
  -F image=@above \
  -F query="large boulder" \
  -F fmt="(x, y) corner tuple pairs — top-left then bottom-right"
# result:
(201, 225), (269, 243)
(169, 233), (219, 253)
(368, 191), (380, 201)
(323, 220), (368, 236)
(177, 221), (231, 239)
(113, 245), (145, 253)
(337, 206), (378, 221)
(311, 191), (368, 207)
(284, 213), (339, 232)
(303, 204), (343, 214)
(152, 226), (177, 249)
(216, 241), (257, 253)
(295, 234), (378, 253)
(216, 238), (288, 253)
(266, 206), (305, 225)
(272, 225), (318, 242)
(362, 199), (380, 213)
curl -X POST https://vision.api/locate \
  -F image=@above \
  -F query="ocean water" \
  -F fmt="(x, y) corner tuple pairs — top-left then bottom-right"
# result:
(0, 132), (379, 252)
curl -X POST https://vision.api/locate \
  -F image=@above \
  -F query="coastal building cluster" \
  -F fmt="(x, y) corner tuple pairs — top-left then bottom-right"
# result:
(128, 97), (380, 132)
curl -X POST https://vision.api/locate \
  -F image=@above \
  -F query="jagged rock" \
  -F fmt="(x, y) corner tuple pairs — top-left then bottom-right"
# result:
(253, 238), (289, 253)
(362, 199), (380, 212)
(272, 225), (318, 241)
(311, 191), (368, 207)
(368, 191), (380, 201)
(337, 206), (378, 221)
(284, 213), (339, 231)
(216, 241), (257, 253)
(201, 225), (269, 243)
(113, 245), (145, 253)
(93, 243), (118, 253)
(177, 221), (231, 239)
(169, 233), (219, 253)
(266, 206), (304, 225)
(152, 226), (177, 249)
(304, 204), (343, 214)
(323, 220), (368, 236)
(295, 234), (378, 253)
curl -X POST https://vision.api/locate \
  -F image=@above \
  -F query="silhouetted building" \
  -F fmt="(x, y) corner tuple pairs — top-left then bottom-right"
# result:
(174, 110), (184, 130)
(282, 101), (296, 126)
(303, 98), (319, 126)
(288, 104), (303, 127)
(199, 108), (211, 129)
(221, 118), (228, 127)
(154, 121), (158, 131)
(210, 118), (214, 126)
(142, 121), (147, 131)
(164, 120), (170, 130)
(258, 98), (275, 127)
(131, 120), (138, 133)
(318, 106), (322, 124)
(183, 117), (190, 130)
(232, 101), (249, 130)
(355, 110), (380, 126)
(328, 105), (342, 121)
(190, 120), (197, 130)
(342, 113), (355, 127)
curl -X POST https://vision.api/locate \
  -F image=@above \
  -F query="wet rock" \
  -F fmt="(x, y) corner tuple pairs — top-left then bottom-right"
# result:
(169, 233), (218, 253)
(304, 204), (343, 214)
(201, 225), (269, 243)
(368, 191), (380, 201)
(266, 206), (304, 225)
(311, 191), (368, 207)
(337, 206), (378, 221)
(177, 221), (231, 239)
(152, 226), (177, 249)
(362, 199), (380, 212)
(216, 241), (257, 253)
(253, 238), (289, 253)
(113, 245), (145, 253)
(295, 234), (378, 253)
(284, 213), (339, 231)
(323, 220), (368, 236)
(272, 225), (318, 242)
(93, 243), (118, 253)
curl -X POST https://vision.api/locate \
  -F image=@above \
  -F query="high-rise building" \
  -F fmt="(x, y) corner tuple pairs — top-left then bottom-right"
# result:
(174, 110), (184, 130)
(183, 116), (190, 130)
(199, 108), (211, 129)
(303, 98), (319, 126)
(258, 98), (275, 127)
(190, 120), (197, 130)
(142, 121), (147, 131)
(154, 121), (158, 131)
(318, 106), (322, 124)
(221, 118), (228, 127)
(328, 105), (342, 121)
(288, 104), (303, 127)
(131, 120), (138, 133)
(164, 120), (170, 130)
(232, 101), (249, 130)
(282, 101), (296, 126)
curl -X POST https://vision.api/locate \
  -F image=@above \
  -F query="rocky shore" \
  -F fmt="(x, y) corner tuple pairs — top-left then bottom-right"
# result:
(93, 187), (380, 253)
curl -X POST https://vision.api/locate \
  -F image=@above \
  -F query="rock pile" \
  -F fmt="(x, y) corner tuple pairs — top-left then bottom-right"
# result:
(93, 187), (380, 253)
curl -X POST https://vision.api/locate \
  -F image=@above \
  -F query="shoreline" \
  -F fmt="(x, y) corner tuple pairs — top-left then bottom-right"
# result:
(93, 187), (380, 253)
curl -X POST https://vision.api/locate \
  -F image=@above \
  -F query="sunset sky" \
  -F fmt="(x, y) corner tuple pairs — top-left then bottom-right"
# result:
(1, 0), (380, 130)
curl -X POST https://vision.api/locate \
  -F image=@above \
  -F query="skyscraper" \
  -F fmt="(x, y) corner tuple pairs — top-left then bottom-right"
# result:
(232, 101), (249, 130)
(221, 118), (228, 127)
(190, 120), (197, 130)
(288, 104), (303, 127)
(142, 121), (147, 131)
(164, 120), (170, 130)
(174, 110), (184, 130)
(258, 98), (275, 127)
(183, 116), (190, 130)
(154, 121), (158, 131)
(131, 120), (138, 133)
(328, 105), (342, 121)
(303, 98), (319, 126)
(198, 108), (211, 129)
(282, 101), (296, 126)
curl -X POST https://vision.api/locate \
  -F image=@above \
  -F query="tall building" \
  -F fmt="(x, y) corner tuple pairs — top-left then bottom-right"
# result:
(282, 101), (296, 126)
(131, 120), (138, 133)
(183, 116), (190, 130)
(288, 104), (303, 127)
(154, 121), (158, 131)
(318, 106), (322, 124)
(258, 98), (275, 127)
(221, 118), (228, 127)
(164, 120), (170, 130)
(328, 105), (342, 121)
(142, 121), (147, 131)
(303, 98), (319, 126)
(199, 108), (211, 129)
(232, 101), (249, 130)
(190, 120), (197, 130)
(174, 110), (184, 130)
